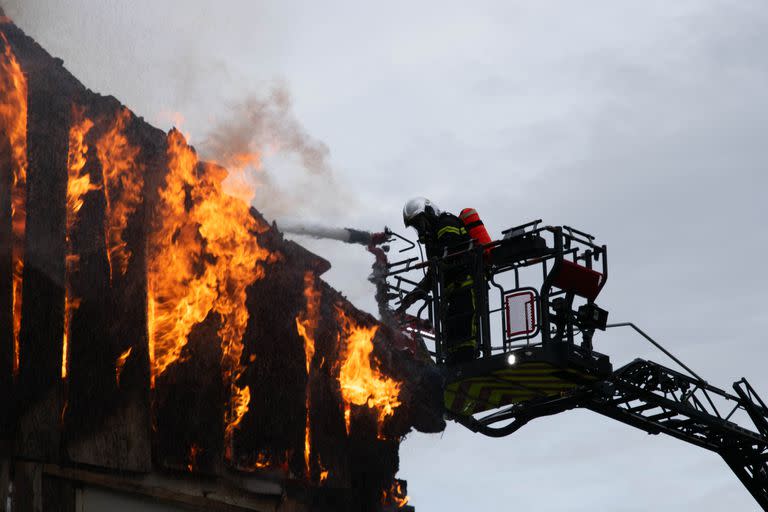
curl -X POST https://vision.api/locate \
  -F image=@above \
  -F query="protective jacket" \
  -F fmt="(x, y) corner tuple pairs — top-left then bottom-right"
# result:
(416, 212), (477, 364)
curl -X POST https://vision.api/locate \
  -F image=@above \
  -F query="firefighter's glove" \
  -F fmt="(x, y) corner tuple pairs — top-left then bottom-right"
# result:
(396, 289), (428, 313)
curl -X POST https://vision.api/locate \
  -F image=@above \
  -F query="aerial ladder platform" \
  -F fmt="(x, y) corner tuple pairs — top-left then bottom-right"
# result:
(377, 220), (768, 509)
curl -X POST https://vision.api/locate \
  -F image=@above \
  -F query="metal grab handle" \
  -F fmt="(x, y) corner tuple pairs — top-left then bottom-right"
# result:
(606, 322), (705, 384)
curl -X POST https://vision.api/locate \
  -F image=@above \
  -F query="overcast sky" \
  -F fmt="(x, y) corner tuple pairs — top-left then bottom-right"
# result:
(3, 1), (768, 510)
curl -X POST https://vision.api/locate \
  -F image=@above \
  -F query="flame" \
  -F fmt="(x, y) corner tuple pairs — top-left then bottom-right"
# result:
(95, 108), (143, 279)
(220, 152), (262, 205)
(147, 291), (156, 385)
(252, 452), (271, 469)
(304, 407), (312, 478)
(155, 110), (186, 132)
(235, 451), (290, 473)
(63, 106), (96, 379)
(61, 291), (81, 380)
(147, 129), (273, 460)
(115, 346), (133, 386)
(147, 130), (214, 381)
(295, 272), (321, 478)
(296, 272), (321, 374)
(344, 405), (351, 434)
(225, 383), (251, 461)
(187, 443), (201, 472)
(0, 33), (27, 377)
(336, 308), (401, 435)
(382, 480), (409, 509)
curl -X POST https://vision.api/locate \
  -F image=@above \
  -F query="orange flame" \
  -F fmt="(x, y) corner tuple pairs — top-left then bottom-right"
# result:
(115, 346), (133, 386)
(235, 451), (291, 473)
(252, 452), (272, 469)
(147, 130), (214, 382)
(63, 106), (96, 380)
(187, 443), (201, 472)
(95, 108), (144, 279)
(296, 272), (321, 374)
(154, 110), (186, 133)
(0, 33), (27, 377)
(218, 151), (263, 205)
(336, 308), (401, 435)
(295, 271), (321, 478)
(381, 480), (410, 509)
(225, 384), (251, 461)
(147, 130), (273, 459)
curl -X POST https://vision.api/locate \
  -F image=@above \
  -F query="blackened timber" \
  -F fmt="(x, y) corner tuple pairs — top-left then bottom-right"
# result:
(155, 316), (224, 475)
(15, 55), (71, 460)
(63, 99), (116, 457)
(237, 253), (307, 473)
(307, 282), (352, 488)
(0, 122), (14, 438)
(63, 98), (155, 472)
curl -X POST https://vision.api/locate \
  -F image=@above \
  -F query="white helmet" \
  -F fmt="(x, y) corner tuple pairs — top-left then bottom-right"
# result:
(403, 197), (441, 227)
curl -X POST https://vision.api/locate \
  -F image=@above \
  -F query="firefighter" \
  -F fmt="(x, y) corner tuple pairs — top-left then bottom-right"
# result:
(399, 197), (477, 365)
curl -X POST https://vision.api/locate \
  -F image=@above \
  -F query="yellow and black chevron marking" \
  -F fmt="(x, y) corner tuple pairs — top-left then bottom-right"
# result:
(444, 361), (599, 415)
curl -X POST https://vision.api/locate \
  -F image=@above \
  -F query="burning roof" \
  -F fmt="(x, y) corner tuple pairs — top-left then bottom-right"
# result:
(0, 14), (441, 512)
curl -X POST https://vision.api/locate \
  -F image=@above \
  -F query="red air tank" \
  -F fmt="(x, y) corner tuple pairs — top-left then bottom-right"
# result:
(459, 208), (493, 253)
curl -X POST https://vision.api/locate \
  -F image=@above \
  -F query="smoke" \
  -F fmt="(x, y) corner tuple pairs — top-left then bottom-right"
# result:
(1, 1), (359, 232)
(205, 85), (330, 176)
(0, 1), (31, 25)
(200, 83), (354, 221)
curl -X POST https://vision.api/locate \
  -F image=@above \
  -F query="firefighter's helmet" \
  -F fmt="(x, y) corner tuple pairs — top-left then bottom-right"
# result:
(403, 197), (441, 228)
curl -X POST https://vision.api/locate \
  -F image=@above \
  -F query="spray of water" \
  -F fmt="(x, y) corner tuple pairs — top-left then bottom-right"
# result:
(277, 220), (373, 246)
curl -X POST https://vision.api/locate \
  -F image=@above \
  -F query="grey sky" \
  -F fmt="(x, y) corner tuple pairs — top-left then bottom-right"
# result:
(3, 1), (767, 510)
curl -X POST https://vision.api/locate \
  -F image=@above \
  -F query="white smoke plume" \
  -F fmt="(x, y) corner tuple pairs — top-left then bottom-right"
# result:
(200, 83), (354, 221)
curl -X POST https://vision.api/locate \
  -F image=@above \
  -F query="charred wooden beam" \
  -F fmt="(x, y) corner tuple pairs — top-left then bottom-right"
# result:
(63, 98), (155, 472)
(236, 253), (308, 474)
(154, 316), (225, 475)
(62, 98), (117, 462)
(14, 50), (71, 461)
(0, 107), (14, 439)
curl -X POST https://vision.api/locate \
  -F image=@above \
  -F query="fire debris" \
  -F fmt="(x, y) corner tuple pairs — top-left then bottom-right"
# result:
(63, 104), (96, 380)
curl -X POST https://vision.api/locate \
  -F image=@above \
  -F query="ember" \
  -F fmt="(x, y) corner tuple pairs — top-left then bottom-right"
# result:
(187, 443), (201, 472)
(382, 479), (410, 509)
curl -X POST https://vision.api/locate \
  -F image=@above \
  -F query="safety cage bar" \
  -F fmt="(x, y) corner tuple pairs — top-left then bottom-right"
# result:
(381, 220), (609, 364)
